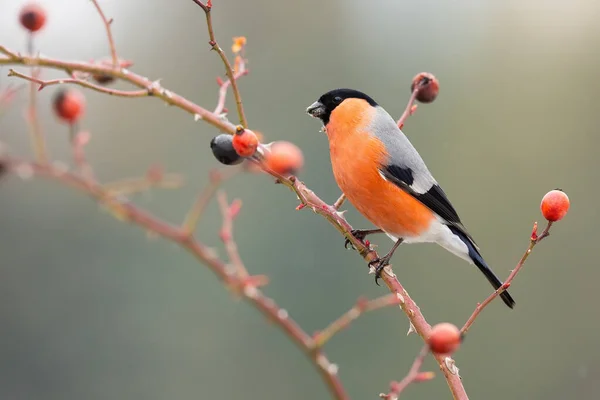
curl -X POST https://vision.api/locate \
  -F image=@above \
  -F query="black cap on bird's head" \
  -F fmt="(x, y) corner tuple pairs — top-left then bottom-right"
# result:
(306, 89), (378, 125)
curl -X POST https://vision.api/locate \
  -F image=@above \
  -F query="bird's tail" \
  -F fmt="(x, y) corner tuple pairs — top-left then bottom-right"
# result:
(447, 226), (516, 309)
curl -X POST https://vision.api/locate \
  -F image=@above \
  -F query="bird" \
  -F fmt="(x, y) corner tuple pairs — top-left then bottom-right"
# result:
(306, 88), (515, 308)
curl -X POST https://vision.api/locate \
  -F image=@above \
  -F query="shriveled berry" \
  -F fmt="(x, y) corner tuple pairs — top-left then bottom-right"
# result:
(20, 3), (46, 33)
(232, 128), (259, 157)
(427, 323), (462, 354)
(92, 74), (115, 85)
(541, 189), (570, 222)
(53, 89), (85, 123)
(411, 72), (439, 103)
(210, 134), (243, 165)
(264, 141), (304, 175)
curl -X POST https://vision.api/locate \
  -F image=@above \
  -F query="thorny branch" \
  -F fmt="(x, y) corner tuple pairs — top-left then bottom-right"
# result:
(90, 0), (118, 67)
(8, 68), (151, 97)
(192, 0), (248, 128)
(3, 155), (349, 398)
(461, 221), (553, 334)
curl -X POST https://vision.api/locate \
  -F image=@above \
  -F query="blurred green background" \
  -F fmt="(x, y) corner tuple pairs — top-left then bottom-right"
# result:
(1, 0), (598, 399)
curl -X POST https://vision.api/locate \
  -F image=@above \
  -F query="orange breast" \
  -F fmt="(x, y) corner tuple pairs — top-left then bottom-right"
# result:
(326, 99), (434, 237)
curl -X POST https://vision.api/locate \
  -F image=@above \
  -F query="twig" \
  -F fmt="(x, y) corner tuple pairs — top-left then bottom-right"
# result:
(192, 1), (248, 128)
(1, 45), (237, 133)
(90, 0), (119, 67)
(71, 130), (94, 180)
(23, 38), (47, 164)
(214, 57), (248, 115)
(313, 294), (401, 347)
(182, 167), (240, 235)
(217, 191), (248, 279)
(4, 155), (348, 400)
(333, 193), (346, 210)
(396, 89), (419, 129)
(380, 345), (433, 399)
(25, 69), (47, 163)
(8, 69), (149, 97)
(104, 174), (184, 195)
(461, 221), (553, 334)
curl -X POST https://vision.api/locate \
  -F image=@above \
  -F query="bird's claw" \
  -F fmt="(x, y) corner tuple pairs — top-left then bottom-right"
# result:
(344, 229), (371, 250)
(369, 257), (390, 286)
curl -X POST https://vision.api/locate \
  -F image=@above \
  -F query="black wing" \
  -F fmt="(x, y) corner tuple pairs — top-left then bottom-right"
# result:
(381, 165), (477, 244)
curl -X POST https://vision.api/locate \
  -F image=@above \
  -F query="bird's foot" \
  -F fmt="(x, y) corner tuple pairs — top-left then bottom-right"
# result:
(344, 229), (383, 250)
(368, 255), (393, 286)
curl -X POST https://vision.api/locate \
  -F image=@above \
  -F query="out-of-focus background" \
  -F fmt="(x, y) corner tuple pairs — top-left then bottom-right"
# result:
(0, 0), (598, 399)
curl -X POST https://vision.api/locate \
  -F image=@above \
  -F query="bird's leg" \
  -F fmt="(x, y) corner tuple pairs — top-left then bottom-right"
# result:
(344, 228), (384, 249)
(369, 238), (404, 285)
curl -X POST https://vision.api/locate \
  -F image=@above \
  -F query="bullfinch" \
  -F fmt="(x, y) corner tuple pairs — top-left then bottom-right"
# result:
(306, 89), (515, 308)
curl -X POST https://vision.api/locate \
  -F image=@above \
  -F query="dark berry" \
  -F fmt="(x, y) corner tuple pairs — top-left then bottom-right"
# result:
(210, 134), (243, 165)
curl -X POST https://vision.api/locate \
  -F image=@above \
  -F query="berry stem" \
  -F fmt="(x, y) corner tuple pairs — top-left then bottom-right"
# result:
(396, 87), (420, 129)
(24, 34), (48, 164)
(461, 221), (553, 334)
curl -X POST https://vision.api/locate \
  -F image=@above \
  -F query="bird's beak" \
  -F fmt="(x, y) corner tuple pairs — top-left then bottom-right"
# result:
(306, 101), (325, 118)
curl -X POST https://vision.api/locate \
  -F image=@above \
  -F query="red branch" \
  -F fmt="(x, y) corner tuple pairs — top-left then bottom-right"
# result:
(192, 1), (248, 128)
(313, 294), (402, 347)
(380, 345), (434, 399)
(90, 0), (118, 67)
(8, 68), (149, 97)
(3, 156), (349, 399)
(214, 56), (248, 115)
(461, 221), (553, 334)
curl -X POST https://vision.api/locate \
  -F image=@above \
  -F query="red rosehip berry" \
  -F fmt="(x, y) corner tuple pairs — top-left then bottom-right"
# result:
(210, 134), (243, 165)
(19, 3), (46, 33)
(411, 72), (439, 103)
(232, 127), (259, 157)
(540, 189), (570, 222)
(427, 323), (462, 354)
(53, 89), (85, 123)
(264, 141), (304, 175)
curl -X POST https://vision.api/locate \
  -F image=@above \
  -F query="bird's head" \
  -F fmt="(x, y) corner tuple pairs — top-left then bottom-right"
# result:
(306, 88), (378, 126)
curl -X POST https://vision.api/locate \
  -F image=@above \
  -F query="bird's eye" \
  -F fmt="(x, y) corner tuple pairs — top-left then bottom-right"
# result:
(333, 96), (342, 104)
